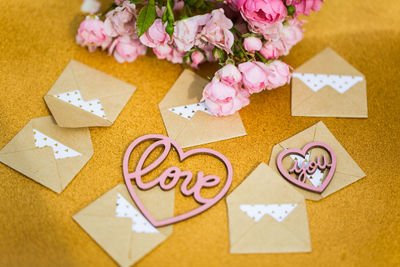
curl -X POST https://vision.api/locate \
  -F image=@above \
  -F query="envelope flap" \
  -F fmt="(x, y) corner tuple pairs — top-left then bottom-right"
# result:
(159, 69), (208, 109)
(0, 119), (36, 153)
(70, 60), (135, 99)
(314, 121), (365, 177)
(73, 214), (133, 267)
(47, 61), (80, 95)
(0, 147), (62, 193)
(279, 123), (317, 149)
(295, 47), (364, 77)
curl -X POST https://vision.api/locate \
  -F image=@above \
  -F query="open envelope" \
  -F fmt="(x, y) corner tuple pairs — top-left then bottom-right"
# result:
(0, 116), (93, 193)
(269, 121), (366, 201)
(159, 69), (246, 148)
(226, 163), (311, 253)
(44, 60), (136, 128)
(291, 47), (368, 118)
(73, 184), (174, 267)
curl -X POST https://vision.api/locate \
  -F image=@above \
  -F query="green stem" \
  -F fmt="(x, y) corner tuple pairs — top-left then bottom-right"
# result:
(255, 51), (268, 63)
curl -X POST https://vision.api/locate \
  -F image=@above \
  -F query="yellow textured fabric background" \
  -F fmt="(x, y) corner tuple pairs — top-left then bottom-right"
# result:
(0, 0), (399, 266)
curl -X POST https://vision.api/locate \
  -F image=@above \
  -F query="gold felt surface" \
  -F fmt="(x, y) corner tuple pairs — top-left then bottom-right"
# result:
(0, 0), (399, 266)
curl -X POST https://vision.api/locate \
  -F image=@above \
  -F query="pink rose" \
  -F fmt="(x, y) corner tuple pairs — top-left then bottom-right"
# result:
(109, 35), (147, 63)
(202, 78), (249, 116)
(104, 1), (137, 37)
(280, 18), (304, 49)
(243, 36), (262, 52)
(81, 0), (100, 14)
(265, 60), (291, 89)
(173, 14), (210, 52)
(259, 39), (287, 59)
(238, 0), (287, 24)
(139, 19), (170, 48)
(153, 44), (173, 59)
(198, 43), (216, 62)
(76, 16), (112, 52)
(286, 0), (323, 16)
(200, 9), (234, 54)
(238, 61), (269, 93)
(216, 64), (242, 86)
(190, 51), (205, 69)
(247, 20), (283, 40)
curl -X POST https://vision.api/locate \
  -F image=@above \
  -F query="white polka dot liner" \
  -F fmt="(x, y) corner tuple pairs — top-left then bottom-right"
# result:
(168, 102), (212, 120)
(53, 90), (107, 119)
(115, 193), (159, 234)
(292, 73), (363, 94)
(289, 152), (325, 188)
(240, 204), (298, 222)
(33, 129), (82, 159)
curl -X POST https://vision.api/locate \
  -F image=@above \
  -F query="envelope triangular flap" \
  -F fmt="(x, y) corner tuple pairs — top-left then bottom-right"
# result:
(0, 119), (37, 153)
(44, 96), (112, 127)
(295, 47), (364, 77)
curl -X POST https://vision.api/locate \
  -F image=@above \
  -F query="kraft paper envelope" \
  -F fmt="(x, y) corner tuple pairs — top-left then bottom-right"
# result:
(73, 184), (174, 267)
(44, 60), (136, 128)
(269, 121), (366, 201)
(0, 116), (93, 193)
(227, 163), (311, 253)
(159, 69), (246, 148)
(291, 47), (368, 118)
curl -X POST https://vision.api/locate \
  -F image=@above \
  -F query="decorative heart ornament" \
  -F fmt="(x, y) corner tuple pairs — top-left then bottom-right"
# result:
(276, 142), (336, 193)
(123, 134), (233, 227)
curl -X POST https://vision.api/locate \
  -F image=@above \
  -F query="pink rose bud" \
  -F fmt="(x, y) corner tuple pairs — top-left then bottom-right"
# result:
(76, 16), (112, 52)
(259, 39), (287, 59)
(243, 36), (262, 52)
(216, 64), (242, 86)
(108, 36), (147, 63)
(265, 60), (291, 89)
(191, 51), (205, 69)
(202, 78), (249, 117)
(238, 61), (269, 94)
(139, 19), (170, 48)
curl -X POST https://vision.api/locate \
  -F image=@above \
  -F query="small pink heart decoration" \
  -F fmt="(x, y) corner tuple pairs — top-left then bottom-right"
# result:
(276, 142), (336, 193)
(123, 134), (233, 227)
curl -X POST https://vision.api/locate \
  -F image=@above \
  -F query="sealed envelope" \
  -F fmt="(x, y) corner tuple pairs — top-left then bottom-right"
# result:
(0, 116), (93, 193)
(227, 163), (311, 253)
(291, 47), (367, 118)
(159, 69), (246, 148)
(269, 121), (366, 201)
(44, 60), (136, 128)
(73, 184), (174, 267)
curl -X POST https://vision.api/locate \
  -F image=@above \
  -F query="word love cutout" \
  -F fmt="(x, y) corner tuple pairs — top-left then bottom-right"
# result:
(122, 134), (233, 227)
(276, 142), (337, 193)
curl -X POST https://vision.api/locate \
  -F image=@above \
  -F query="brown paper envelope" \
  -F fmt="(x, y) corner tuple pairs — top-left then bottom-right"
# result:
(73, 184), (174, 267)
(159, 69), (246, 148)
(0, 116), (93, 193)
(291, 47), (367, 118)
(269, 121), (366, 201)
(44, 60), (136, 128)
(227, 163), (311, 253)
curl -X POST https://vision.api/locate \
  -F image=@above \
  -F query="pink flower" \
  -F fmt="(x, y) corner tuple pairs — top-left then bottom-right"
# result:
(243, 36), (262, 52)
(109, 35), (147, 63)
(190, 51), (205, 69)
(173, 14), (210, 52)
(259, 39), (287, 59)
(153, 44), (173, 59)
(238, 61), (269, 93)
(238, 0), (287, 24)
(198, 43), (216, 62)
(104, 1), (137, 37)
(167, 47), (185, 63)
(139, 19), (170, 48)
(247, 20), (283, 40)
(80, 0), (100, 14)
(280, 18), (304, 49)
(76, 16), (112, 52)
(286, 0), (323, 16)
(202, 78), (249, 116)
(200, 9), (234, 54)
(264, 60), (291, 89)
(216, 64), (242, 86)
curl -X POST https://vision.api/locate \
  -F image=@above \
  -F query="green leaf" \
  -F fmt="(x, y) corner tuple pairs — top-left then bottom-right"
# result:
(287, 5), (296, 17)
(136, 0), (156, 37)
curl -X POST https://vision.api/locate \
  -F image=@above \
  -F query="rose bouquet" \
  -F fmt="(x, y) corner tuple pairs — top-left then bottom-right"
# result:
(77, 0), (323, 116)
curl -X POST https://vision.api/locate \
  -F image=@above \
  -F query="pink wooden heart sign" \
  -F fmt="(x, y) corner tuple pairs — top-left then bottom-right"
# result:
(276, 142), (336, 193)
(122, 134), (233, 227)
